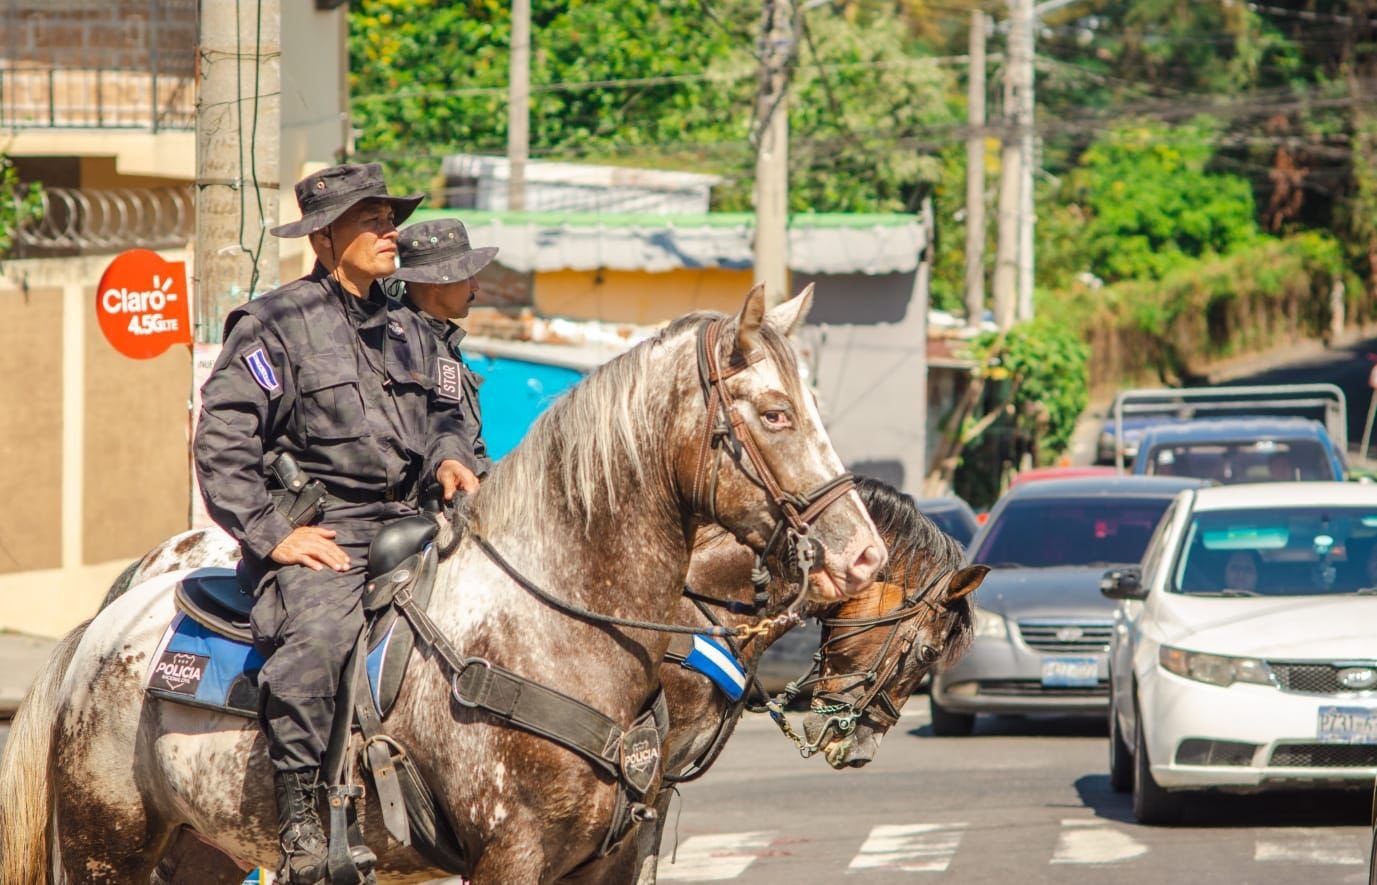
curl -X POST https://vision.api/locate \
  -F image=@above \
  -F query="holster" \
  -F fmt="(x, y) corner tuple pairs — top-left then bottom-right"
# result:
(266, 452), (327, 527)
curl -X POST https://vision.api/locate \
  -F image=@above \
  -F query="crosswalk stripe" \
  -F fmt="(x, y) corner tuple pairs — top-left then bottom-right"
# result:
(1255, 829), (1364, 865)
(658, 831), (777, 881)
(1051, 818), (1148, 864)
(847, 823), (967, 873)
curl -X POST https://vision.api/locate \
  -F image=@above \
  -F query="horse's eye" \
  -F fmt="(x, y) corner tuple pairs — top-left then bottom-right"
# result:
(921, 645), (939, 662)
(761, 409), (792, 430)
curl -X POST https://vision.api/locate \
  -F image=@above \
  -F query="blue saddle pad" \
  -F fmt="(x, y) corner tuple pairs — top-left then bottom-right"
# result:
(146, 611), (401, 718)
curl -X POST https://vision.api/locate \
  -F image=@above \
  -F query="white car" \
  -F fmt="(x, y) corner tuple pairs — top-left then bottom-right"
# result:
(1102, 482), (1377, 824)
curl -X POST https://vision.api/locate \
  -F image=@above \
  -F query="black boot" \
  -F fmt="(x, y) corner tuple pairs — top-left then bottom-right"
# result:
(273, 769), (329, 885)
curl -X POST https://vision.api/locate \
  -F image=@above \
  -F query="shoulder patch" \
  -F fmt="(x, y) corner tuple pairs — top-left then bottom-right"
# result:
(243, 347), (280, 392)
(436, 357), (462, 401)
(387, 319), (406, 339)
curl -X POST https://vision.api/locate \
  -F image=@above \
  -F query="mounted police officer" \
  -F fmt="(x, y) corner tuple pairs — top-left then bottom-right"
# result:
(386, 218), (499, 480)
(193, 163), (481, 884)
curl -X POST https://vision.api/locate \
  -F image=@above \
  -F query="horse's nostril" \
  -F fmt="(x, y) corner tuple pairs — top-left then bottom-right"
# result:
(848, 545), (884, 582)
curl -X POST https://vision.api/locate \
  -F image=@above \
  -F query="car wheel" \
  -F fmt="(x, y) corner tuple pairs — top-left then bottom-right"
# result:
(1108, 702), (1132, 794)
(1368, 779), (1377, 885)
(929, 693), (975, 737)
(1132, 704), (1180, 825)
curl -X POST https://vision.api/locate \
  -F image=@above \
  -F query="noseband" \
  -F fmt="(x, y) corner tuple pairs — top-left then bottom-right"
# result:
(689, 317), (856, 592)
(766, 569), (955, 757)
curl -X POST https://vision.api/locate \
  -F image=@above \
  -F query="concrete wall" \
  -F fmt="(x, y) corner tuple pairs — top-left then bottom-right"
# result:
(0, 254), (191, 637)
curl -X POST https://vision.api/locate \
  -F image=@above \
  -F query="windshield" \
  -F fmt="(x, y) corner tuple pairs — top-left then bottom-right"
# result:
(1172, 506), (1377, 596)
(1141, 438), (1333, 483)
(973, 498), (1171, 568)
(923, 507), (975, 547)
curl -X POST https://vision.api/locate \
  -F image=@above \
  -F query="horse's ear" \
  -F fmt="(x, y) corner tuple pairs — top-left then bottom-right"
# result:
(945, 564), (989, 603)
(766, 283), (813, 336)
(735, 283), (767, 353)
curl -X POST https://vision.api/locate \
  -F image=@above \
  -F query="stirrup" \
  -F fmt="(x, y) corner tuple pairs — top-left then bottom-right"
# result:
(325, 783), (377, 884)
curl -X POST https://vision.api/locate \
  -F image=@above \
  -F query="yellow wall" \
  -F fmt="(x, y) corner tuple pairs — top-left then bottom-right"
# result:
(533, 267), (760, 325)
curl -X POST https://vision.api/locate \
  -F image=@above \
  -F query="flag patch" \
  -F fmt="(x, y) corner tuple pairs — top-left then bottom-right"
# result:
(244, 347), (279, 392)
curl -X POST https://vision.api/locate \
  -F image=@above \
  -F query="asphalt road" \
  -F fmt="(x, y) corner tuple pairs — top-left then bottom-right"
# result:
(656, 701), (1372, 884)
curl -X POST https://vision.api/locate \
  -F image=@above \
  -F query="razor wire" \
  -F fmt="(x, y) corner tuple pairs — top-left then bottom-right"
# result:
(11, 185), (195, 255)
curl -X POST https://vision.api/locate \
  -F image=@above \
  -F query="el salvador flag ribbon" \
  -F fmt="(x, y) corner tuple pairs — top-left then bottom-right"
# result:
(683, 634), (747, 702)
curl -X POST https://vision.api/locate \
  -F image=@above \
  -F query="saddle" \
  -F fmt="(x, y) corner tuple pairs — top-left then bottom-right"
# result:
(144, 515), (670, 879)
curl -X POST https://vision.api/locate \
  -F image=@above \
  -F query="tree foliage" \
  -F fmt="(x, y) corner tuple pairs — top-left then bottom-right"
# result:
(0, 155), (42, 259)
(348, 0), (956, 210)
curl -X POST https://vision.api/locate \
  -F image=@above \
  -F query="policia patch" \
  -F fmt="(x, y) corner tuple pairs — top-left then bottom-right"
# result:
(436, 357), (462, 401)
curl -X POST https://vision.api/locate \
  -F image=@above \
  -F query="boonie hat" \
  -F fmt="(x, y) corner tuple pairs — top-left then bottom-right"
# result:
(391, 219), (499, 284)
(270, 163), (423, 238)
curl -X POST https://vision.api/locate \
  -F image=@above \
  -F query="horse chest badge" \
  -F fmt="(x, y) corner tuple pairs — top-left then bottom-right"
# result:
(618, 720), (662, 797)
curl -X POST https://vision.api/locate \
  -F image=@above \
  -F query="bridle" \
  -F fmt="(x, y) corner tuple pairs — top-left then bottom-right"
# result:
(766, 568), (955, 757)
(690, 316), (856, 602)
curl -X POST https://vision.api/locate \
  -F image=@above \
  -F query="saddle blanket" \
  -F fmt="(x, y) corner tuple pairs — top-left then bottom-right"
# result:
(146, 611), (401, 718)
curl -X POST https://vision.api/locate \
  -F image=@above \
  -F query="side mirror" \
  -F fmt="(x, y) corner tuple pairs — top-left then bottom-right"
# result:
(1100, 566), (1146, 600)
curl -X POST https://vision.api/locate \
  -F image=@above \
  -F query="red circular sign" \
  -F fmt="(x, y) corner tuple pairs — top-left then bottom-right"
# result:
(96, 249), (192, 359)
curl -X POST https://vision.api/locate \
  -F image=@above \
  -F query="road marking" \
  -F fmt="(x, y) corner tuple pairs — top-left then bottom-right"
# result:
(1051, 818), (1148, 864)
(1255, 829), (1364, 865)
(847, 823), (967, 873)
(658, 831), (777, 881)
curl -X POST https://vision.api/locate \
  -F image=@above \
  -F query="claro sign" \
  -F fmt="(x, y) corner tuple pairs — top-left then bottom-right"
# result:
(96, 249), (192, 359)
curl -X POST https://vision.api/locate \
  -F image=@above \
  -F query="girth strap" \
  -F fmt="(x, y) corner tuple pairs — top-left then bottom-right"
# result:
(392, 583), (667, 792)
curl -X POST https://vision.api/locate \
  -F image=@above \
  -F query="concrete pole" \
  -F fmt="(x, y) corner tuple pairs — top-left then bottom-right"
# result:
(754, 0), (792, 309)
(1016, 0), (1036, 321)
(194, 0), (280, 343)
(911, 195), (934, 490)
(991, 0), (1028, 331)
(507, 0), (530, 211)
(964, 10), (987, 328)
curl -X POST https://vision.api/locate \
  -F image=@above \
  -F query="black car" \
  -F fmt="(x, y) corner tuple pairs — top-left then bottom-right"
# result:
(915, 495), (980, 548)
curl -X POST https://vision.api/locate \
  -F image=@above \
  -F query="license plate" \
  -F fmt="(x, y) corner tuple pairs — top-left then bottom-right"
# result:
(1317, 706), (1377, 744)
(1041, 656), (1099, 688)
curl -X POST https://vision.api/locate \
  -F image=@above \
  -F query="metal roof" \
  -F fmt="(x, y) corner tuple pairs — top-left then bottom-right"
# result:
(405, 208), (927, 276)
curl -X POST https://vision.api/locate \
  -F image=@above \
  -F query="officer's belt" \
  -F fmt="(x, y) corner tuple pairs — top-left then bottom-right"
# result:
(328, 483), (416, 506)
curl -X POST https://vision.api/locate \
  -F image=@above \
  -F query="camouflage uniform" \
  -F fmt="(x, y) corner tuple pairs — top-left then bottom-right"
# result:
(400, 290), (492, 477)
(194, 262), (479, 774)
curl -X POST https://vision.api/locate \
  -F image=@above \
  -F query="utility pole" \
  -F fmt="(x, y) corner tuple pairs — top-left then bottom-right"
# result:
(991, 0), (1030, 330)
(964, 10), (987, 329)
(194, 0), (280, 343)
(1016, 0), (1036, 321)
(507, 0), (531, 211)
(754, 0), (792, 309)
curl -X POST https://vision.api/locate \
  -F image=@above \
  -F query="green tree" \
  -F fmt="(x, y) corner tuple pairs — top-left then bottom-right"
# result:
(1038, 118), (1262, 288)
(0, 154), (41, 259)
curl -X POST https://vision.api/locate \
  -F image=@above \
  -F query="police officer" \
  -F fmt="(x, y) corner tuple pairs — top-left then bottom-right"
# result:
(387, 218), (498, 479)
(193, 163), (481, 883)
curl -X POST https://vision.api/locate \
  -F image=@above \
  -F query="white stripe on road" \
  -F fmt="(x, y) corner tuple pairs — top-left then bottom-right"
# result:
(1051, 818), (1148, 864)
(658, 831), (777, 881)
(847, 823), (967, 873)
(1255, 830), (1364, 865)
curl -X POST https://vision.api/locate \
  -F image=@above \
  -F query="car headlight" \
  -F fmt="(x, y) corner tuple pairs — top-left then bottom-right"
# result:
(1158, 645), (1273, 687)
(973, 606), (1008, 639)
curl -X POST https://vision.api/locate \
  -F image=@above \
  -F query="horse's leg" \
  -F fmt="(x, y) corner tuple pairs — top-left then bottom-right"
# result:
(151, 827), (249, 885)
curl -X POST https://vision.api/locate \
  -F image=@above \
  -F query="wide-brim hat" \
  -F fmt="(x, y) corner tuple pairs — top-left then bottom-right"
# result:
(270, 162), (423, 238)
(390, 219), (499, 284)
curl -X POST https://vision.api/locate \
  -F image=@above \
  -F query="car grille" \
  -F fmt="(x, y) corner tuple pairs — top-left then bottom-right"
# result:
(1268, 661), (1377, 695)
(1016, 620), (1113, 654)
(1269, 743), (1377, 768)
(975, 679), (1109, 697)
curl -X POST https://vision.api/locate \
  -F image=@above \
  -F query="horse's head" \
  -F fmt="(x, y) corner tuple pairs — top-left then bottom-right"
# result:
(677, 284), (886, 604)
(799, 481), (987, 768)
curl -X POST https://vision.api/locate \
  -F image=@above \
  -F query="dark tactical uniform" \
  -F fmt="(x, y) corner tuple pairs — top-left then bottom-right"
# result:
(402, 290), (492, 478)
(194, 263), (479, 773)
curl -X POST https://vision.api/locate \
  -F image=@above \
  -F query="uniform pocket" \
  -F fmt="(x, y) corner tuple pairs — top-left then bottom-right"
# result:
(297, 352), (365, 442)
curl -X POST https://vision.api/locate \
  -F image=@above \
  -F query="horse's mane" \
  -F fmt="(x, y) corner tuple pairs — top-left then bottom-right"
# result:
(853, 476), (973, 666)
(471, 309), (806, 539)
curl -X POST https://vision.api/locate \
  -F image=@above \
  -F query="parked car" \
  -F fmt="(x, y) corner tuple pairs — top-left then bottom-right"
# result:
(1009, 466), (1120, 490)
(1097, 414), (1184, 467)
(1132, 417), (1346, 484)
(1103, 482), (1377, 824)
(929, 475), (1209, 736)
(915, 495), (980, 549)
